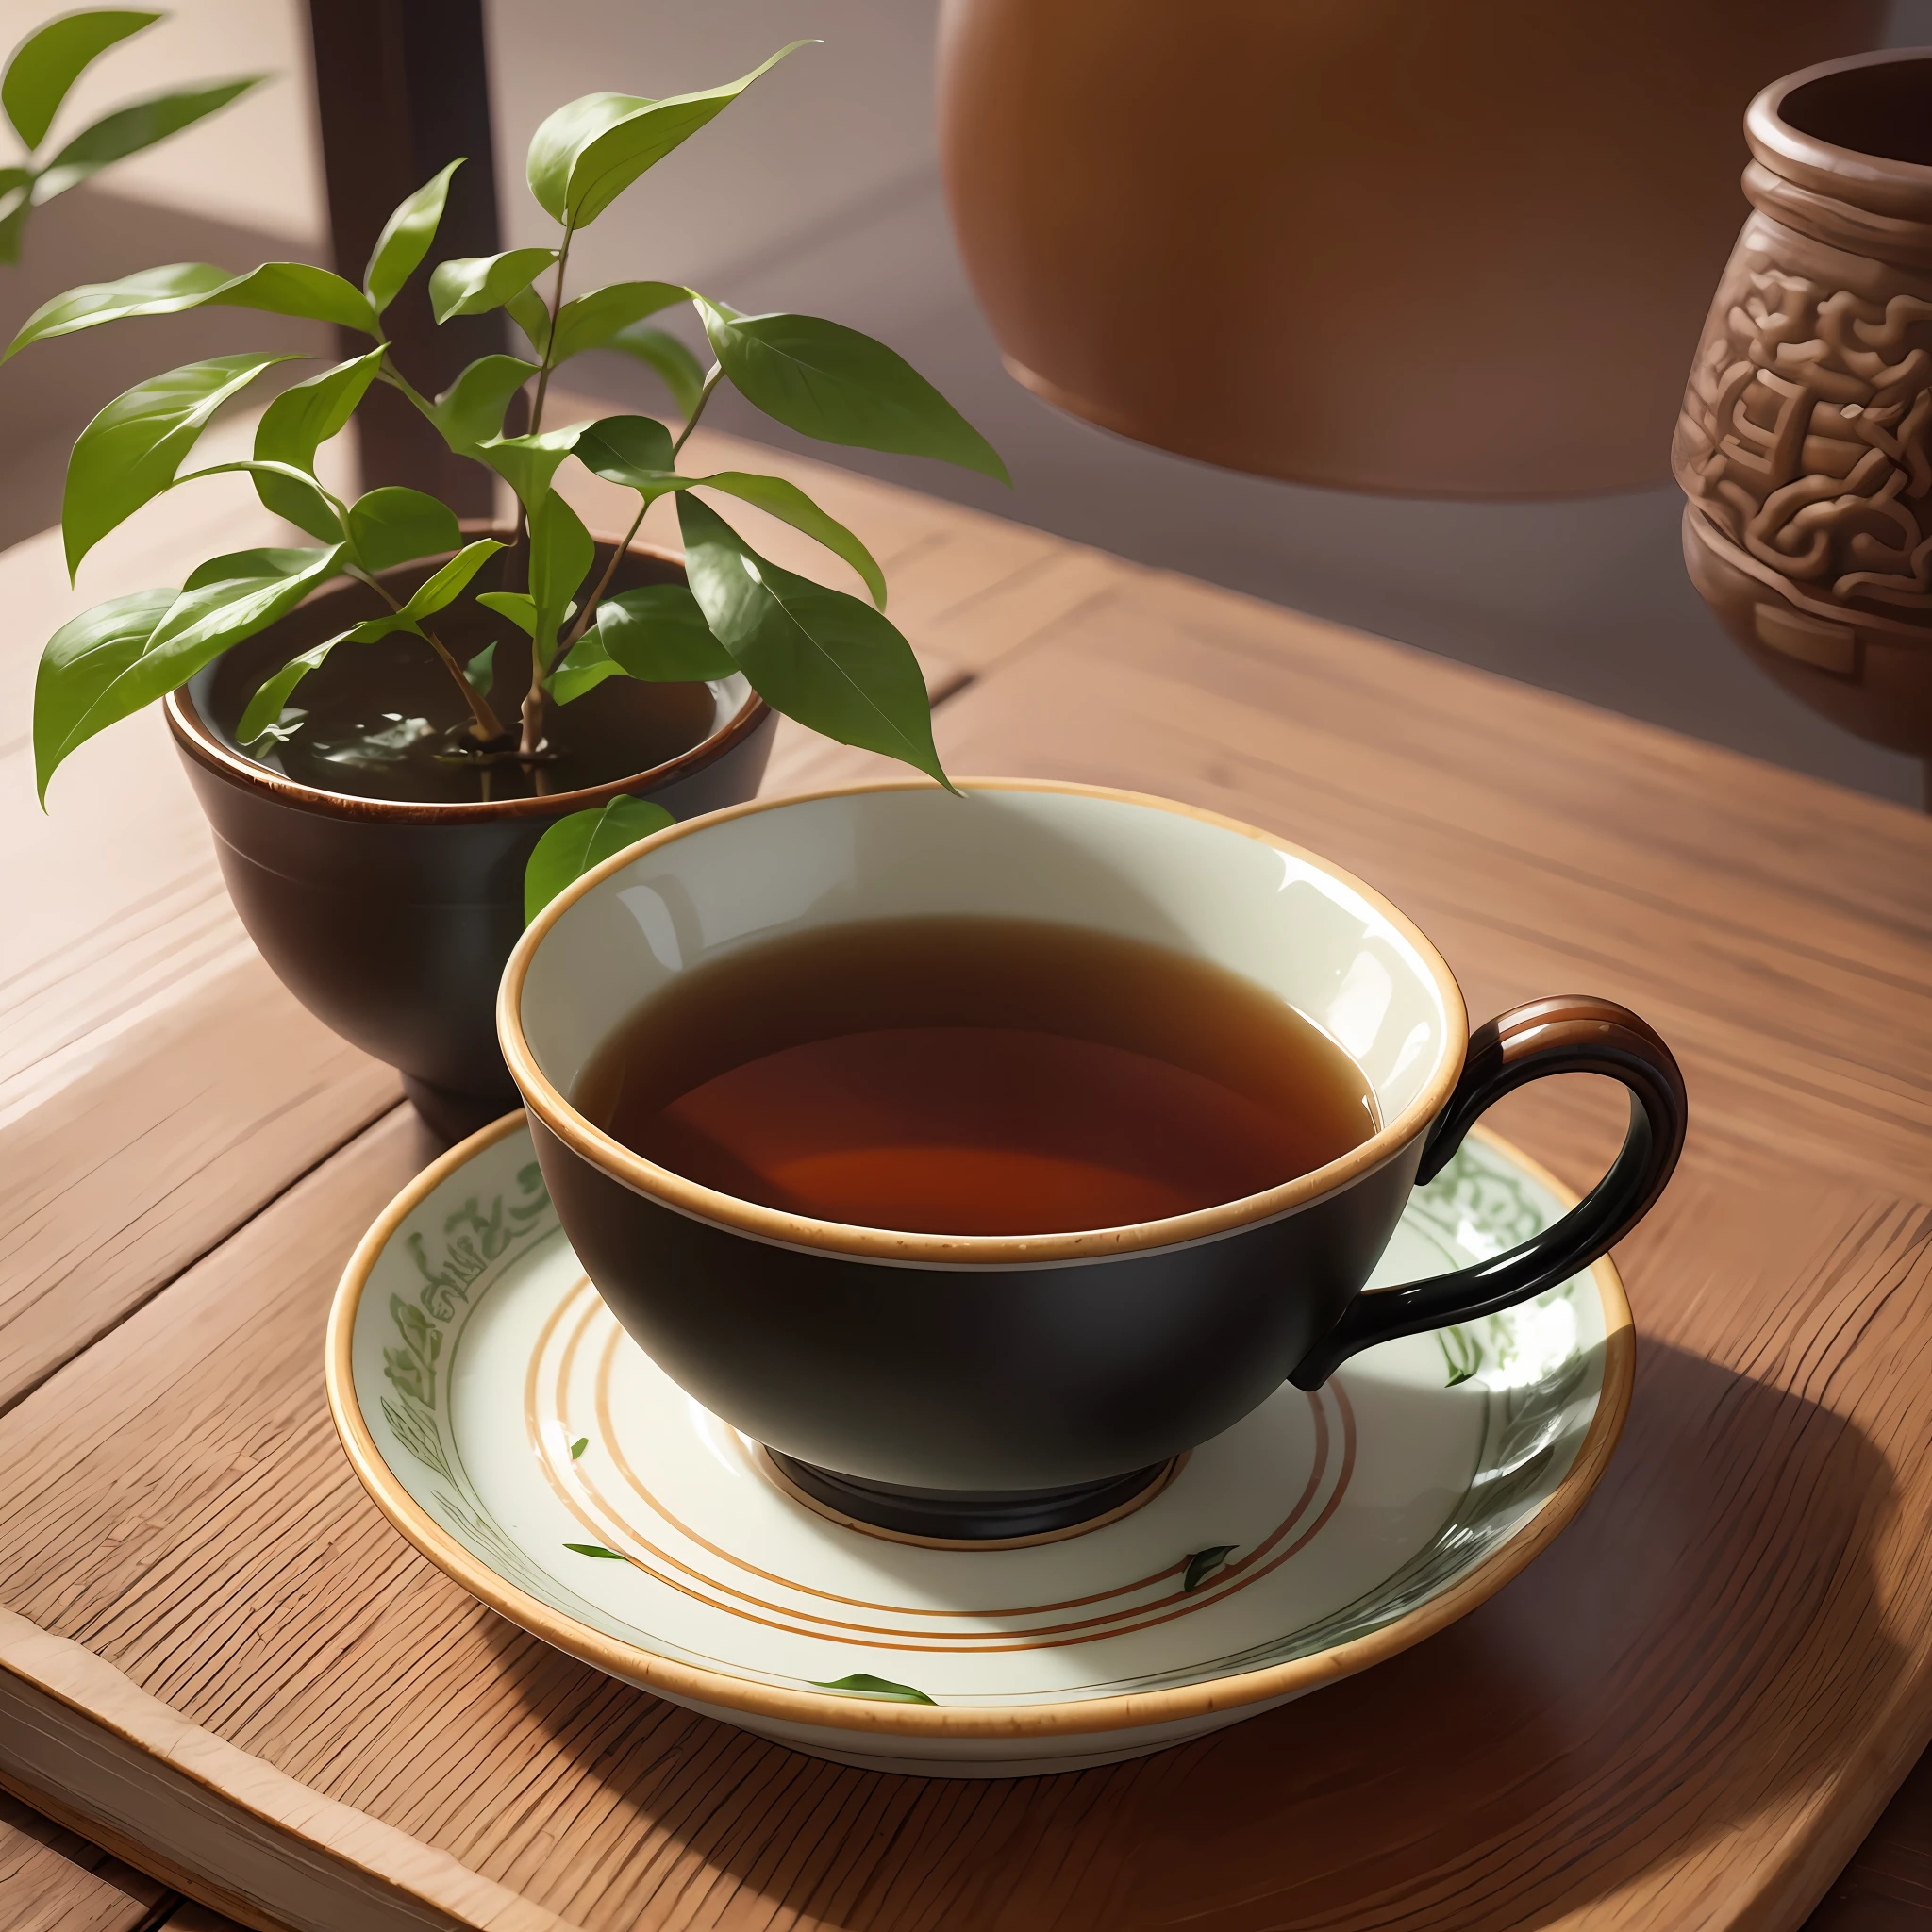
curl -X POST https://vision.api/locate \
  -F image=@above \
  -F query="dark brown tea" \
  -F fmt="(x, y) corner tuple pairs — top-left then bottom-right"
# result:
(574, 917), (1376, 1236)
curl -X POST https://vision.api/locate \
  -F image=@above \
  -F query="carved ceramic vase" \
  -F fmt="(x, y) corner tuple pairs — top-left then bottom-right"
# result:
(1675, 48), (1932, 782)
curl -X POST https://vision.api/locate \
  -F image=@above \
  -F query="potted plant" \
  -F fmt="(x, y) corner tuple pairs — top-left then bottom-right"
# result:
(9, 42), (1006, 1137)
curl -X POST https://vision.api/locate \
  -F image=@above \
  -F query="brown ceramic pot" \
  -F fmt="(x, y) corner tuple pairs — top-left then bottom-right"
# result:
(166, 532), (774, 1140)
(1675, 48), (1932, 792)
(940, 0), (1881, 496)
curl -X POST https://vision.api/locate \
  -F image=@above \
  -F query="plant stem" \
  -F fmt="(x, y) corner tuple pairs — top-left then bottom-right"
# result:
(375, 358), (433, 416)
(426, 631), (506, 741)
(528, 225), (573, 439)
(549, 364), (726, 666)
(354, 570), (506, 741)
(555, 498), (649, 661)
(672, 363), (723, 458)
(518, 225), (575, 760)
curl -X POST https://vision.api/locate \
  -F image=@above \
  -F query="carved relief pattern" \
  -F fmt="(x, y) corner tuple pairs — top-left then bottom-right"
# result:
(1674, 265), (1932, 619)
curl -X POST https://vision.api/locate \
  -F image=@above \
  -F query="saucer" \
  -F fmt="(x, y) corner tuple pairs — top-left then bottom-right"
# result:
(327, 1119), (1630, 1776)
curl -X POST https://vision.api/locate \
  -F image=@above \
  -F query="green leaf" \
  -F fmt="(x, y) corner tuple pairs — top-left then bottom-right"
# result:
(597, 585), (734, 677)
(4, 259), (375, 360)
(395, 538), (504, 619)
(1182, 1545), (1237, 1593)
(237, 627), (355, 744)
(478, 424), (581, 511)
(696, 473), (885, 608)
(201, 260), (380, 335)
(572, 412), (675, 486)
(809, 1674), (936, 1706)
(4, 9), (158, 151)
(698, 302), (1008, 483)
(476, 591), (537, 636)
(64, 353), (294, 577)
(570, 1436), (588, 1458)
(364, 158), (462, 315)
(504, 284), (551, 357)
(429, 246), (557, 325)
(32, 586), (175, 803)
(425, 355), (537, 450)
(529, 487), (593, 665)
(464, 641), (496, 697)
(253, 349), (384, 539)
(573, 419), (884, 606)
(182, 544), (329, 591)
(548, 280), (687, 364)
(6, 262), (233, 358)
(678, 495), (947, 785)
(525, 794), (675, 923)
(551, 583), (732, 702)
(33, 78), (266, 200)
(345, 487), (461, 575)
(526, 44), (809, 227)
(34, 547), (341, 800)
(546, 638), (615, 705)
(607, 324), (706, 419)
(563, 1542), (628, 1560)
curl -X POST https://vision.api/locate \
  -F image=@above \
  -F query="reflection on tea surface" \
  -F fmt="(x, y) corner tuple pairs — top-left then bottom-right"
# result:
(575, 916), (1376, 1234)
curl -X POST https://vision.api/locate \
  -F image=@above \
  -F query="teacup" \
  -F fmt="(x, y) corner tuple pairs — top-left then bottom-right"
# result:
(501, 781), (1684, 1541)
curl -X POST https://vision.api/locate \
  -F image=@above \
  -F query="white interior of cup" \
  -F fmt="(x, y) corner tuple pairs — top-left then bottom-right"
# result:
(515, 785), (1458, 1137)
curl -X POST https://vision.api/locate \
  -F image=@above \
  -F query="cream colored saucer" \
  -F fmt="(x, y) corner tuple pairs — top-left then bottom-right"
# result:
(327, 1119), (1630, 1776)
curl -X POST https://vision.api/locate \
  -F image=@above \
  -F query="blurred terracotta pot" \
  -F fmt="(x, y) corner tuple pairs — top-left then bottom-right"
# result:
(939, 0), (1881, 497)
(1675, 48), (1932, 779)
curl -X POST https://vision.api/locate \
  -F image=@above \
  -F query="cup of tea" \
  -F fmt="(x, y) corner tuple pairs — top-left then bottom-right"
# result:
(500, 781), (1684, 1541)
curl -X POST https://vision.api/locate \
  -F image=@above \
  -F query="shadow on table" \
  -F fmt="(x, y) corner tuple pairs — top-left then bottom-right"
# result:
(475, 1336), (1902, 1931)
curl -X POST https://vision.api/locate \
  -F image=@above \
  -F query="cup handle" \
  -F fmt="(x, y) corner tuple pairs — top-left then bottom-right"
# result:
(1288, 995), (1687, 1390)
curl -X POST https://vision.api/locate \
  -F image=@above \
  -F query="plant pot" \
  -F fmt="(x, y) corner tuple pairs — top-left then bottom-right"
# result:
(938, 0), (1881, 495)
(1674, 48), (1932, 797)
(165, 530), (775, 1140)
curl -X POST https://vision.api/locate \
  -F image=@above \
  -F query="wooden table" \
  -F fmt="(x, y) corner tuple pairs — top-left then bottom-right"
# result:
(3, 405), (1931, 1931)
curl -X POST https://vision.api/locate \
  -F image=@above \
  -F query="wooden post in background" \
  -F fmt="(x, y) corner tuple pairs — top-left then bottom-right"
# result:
(305, 0), (508, 510)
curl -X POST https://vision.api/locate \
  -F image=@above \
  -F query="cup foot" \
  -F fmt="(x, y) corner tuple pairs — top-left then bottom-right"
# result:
(401, 1074), (521, 1146)
(765, 1451), (1174, 1543)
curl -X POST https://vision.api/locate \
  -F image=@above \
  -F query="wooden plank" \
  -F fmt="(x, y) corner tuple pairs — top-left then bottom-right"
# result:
(0, 946), (397, 1415)
(0, 1784), (174, 1932)
(0, 1118), (581, 1932)
(0, 443), (400, 1417)
(0, 541), (1928, 1928)
(0, 1631), (553, 1932)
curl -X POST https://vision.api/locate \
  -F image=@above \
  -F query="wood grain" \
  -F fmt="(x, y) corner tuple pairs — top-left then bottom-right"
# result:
(0, 518), (1928, 1929)
(0, 1784), (172, 1932)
